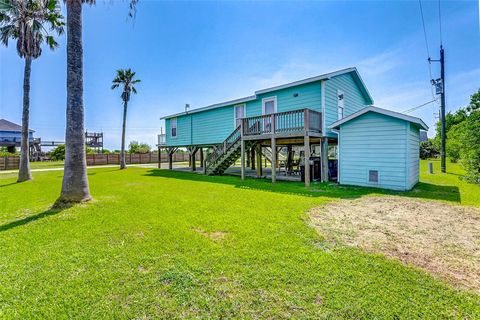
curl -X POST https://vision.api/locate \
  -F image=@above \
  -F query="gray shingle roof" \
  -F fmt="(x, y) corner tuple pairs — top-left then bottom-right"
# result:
(0, 119), (34, 132)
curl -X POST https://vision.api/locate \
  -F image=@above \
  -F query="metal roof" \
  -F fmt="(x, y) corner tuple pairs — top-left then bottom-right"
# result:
(0, 119), (34, 132)
(329, 106), (429, 131)
(161, 67), (373, 119)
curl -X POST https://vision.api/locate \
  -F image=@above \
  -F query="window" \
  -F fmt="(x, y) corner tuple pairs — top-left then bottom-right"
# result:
(170, 118), (177, 137)
(337, 90), (344, 120)
(234, 104), (245, 127)
(368, 170), (379, 183)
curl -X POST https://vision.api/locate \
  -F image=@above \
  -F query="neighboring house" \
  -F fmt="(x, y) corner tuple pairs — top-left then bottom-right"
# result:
(0, 119), (34, 153)
(159, 67), (427, 190)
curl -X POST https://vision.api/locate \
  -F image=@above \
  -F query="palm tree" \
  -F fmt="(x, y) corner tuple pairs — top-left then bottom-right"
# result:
(58, 0), (95, 203)
(59, 0), (138, 203)
(111, 68), (140, 169)
(0, 0), (64, 182)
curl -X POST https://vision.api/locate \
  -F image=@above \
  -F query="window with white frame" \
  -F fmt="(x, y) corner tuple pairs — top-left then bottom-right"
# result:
(234, 104), (245, 127)
(170, 118), (177, 137)
(337, 90), (344, 120)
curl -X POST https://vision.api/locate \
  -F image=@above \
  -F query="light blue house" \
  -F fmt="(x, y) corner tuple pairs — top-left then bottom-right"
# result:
(0, 119), (34, 153)
(159, 67), (427, 190)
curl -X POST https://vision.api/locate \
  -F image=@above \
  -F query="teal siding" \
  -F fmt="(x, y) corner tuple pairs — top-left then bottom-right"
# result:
(325, 73), (369, 137)
(407, 124), (421, 189)
(166, 115), (192, 146)
(245, 81), (322, 116)
(192, 106), (235, 145)
(339, 112), (409, 191)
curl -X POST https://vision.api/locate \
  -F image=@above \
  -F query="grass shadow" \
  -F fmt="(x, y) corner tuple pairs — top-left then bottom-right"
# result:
(0, 181), (19, 188)
(143, 169), (461, 203)
(0, 202), (72, 233)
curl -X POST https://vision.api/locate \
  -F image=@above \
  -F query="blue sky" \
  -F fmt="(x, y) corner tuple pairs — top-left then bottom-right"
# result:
(1, 0), (479, 149)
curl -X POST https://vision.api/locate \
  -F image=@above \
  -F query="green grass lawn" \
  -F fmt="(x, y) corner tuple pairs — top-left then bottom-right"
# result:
(0, 160), (479, 318)
(29, 160), (65, 169)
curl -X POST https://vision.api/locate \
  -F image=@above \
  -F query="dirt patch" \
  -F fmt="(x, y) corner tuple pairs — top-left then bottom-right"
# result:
(192, 227), (227, 241)
(309, 196), (480, 292)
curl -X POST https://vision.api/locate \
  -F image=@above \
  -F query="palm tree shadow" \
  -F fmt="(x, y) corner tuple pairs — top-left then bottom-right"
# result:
(0, 202), (72, 233)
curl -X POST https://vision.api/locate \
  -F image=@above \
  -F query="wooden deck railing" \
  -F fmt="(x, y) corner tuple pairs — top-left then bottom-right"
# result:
(242, 108), (322, 136)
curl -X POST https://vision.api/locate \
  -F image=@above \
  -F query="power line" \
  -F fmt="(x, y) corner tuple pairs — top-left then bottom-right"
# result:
(418, 0), (431, 58)
(402, 99), (438, 114)
(418, 0), (437, 110)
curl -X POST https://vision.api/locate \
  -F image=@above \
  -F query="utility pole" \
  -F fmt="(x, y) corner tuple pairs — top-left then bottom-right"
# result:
(439, 45), (446, 173)
(430, 45), (446, 173)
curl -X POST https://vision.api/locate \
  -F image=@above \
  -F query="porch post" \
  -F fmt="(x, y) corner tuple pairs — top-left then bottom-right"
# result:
(251, 147), (255, 170)
(256, 144), (262, 177)
(271, 138), (277, 183)
(168, 148), (174, 170)
(304, 135), (311, 187)
(158, 146), (161, 169)
(241, 140), (245, 180)
(190, 147), (198, 171)
(199, 148), (204, 168)
(321, 138), (329, 182)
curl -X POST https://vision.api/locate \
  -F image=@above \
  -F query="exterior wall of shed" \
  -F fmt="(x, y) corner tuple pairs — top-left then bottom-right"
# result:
(164, 72), (370, 147)
(407, 124), (421, 189)
(338, 113), (410, 191)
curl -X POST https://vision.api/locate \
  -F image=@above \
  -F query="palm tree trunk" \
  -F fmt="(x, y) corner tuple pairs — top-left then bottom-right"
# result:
(59, 0), (91, 203)
(17, 56), (33, 182)
(120, 99), (128, 169)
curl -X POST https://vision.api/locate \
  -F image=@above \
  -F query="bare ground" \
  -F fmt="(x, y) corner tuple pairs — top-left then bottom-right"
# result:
(309, 196), (480, 292)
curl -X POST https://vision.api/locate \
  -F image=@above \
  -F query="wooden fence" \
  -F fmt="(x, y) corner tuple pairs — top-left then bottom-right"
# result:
(0, 156), (20, 170)
(0, 152), (192, 170)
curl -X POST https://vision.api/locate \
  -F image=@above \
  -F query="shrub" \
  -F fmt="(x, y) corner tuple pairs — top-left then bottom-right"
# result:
(128, 141), (151, 154)
(420, 139), (439, 159)
(49, 144), (65, 161)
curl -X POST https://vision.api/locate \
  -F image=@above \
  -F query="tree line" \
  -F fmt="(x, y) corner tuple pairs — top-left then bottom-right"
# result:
(420, 89), (480, 184)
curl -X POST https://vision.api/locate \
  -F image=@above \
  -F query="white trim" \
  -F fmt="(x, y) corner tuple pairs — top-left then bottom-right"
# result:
(329, 106), (429, 131)
(233, 103), (246, 128)
(262, 96), (277, 115)
(321, 80), (326, 136)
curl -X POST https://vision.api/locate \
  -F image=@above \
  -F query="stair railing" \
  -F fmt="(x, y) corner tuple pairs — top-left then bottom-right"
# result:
(204, 125), (241, 173)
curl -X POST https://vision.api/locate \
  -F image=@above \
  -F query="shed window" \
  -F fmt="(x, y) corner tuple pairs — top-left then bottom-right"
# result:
(337, 90), (344, 120)
(234, 104), (245, 127)
(368, 170), (379, 183)
(171, 118), (177, 137)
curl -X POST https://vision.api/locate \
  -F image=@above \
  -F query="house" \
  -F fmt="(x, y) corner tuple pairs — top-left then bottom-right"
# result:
(159, 67), (427, 190)
(0, 119), (34, 153)
(330, 107), (428, 191)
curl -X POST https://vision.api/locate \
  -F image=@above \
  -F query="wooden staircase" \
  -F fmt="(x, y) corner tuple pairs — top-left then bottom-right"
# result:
(204, 126), (256, 175)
